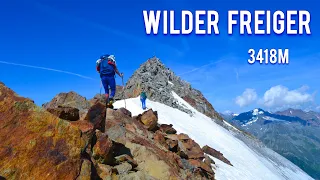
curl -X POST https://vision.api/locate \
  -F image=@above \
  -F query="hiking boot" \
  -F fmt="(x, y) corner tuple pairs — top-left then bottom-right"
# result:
(106, 98), (114, 109)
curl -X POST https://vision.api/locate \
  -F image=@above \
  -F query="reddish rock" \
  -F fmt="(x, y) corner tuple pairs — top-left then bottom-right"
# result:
(178, 133), (190, 140)
(202, 145), (233, 166)
(154, 130), (169, 149)
(0, 82), (217, 180)
(77, 159), (92, 180)
(70, 120), (95, 153)
(166, 134), (179, 141)
(187, 159), (214, 179)
(204, 155), (215, 166)
(125, 123), (136, 133)
(176, 134), (204, 160)
(114, 154), (138, 168)
(46, 106), (80, 121)
(42, 91), (91, 117)
(92, 134), (114, 164)
(159, 124), (177, 134)
(126, 135), (182, 179)
(83, 102), (106, 131)
(96, 163), (113, 179)
(117, 108), (132, 117)
(139, 109), (158, 131)
(0, 82), (85, 180)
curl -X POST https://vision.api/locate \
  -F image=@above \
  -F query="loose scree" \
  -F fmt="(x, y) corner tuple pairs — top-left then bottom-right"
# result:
(142, 10), (311, 64)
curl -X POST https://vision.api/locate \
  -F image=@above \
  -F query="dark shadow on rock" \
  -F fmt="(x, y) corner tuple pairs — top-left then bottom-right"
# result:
(113, 142), (132, 157)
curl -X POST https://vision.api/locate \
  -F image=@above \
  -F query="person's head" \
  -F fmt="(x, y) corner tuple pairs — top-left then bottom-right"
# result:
(100, 54), (108, 60)
(108, 55), (116, 63)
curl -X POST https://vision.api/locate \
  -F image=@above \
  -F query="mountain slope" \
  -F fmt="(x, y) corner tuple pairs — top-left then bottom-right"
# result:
(121, 57), (223, 120)
(229, 108), (320, 179)
(275, 108), (320, 126)
(114, 94), (313, 180)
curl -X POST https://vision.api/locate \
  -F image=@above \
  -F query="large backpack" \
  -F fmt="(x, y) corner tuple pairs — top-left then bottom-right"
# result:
(100, 59), (115, 76)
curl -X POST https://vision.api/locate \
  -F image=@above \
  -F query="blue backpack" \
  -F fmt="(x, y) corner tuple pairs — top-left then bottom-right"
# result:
(100, 59), (115, 76)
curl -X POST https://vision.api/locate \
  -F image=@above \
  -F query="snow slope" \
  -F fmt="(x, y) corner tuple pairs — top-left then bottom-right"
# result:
(114, 92), (313, 180)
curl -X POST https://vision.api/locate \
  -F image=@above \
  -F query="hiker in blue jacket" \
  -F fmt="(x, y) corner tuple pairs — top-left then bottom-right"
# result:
(96, 54), (123, 107)
(140, 90), (147, 110)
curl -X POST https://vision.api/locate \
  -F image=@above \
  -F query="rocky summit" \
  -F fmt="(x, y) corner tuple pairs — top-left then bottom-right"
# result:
(0, 82), (231, 179)
(120, 57), (222, 120)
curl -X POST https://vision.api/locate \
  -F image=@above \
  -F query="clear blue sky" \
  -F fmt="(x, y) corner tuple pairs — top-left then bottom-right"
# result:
(0, 0), (319, 113)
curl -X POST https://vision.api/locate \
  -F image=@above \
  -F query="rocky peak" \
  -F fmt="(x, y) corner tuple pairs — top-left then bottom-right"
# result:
(123, 57), (223, 120)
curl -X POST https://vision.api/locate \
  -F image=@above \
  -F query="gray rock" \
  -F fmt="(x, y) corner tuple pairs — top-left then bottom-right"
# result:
(122, 57), (223, 120)
(114, 162), (132, 175)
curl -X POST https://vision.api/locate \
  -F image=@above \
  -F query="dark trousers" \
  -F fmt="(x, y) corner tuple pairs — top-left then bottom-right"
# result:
(140, 98), (146, 110)
(101, 75), (116, 99)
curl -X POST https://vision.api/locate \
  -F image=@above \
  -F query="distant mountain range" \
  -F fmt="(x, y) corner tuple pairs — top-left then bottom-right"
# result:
(221, 108), (320, 179)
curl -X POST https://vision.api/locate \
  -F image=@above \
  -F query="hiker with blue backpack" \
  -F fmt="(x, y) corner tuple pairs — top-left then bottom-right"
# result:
(96, 54), (123, 108)
(140, 90), (147, 110)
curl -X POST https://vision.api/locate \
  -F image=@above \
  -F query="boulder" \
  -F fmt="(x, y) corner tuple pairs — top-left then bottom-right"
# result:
(114, 162), (132, 175)
(187, 159), (214, 175)
(0, 82), (85, 179)
(114, 154), (138, 168)
(83, 102), (106, 131)
(77, 159), (92, 180)
(202, 145), (232, 166)
(166, 139), (178, 152)
(138, 109), (158, 131)
(124, 141), (177, 180)
(46, 106), (80, 121)
(70, 120), (95, 153)
(177, 134), (204, 160)
(42, 91), (91, 118)
(92, 133), (114, 164)
(96, 163), (114, 179)
(159, 124), (177, 134)
(153, 130), (169, 149)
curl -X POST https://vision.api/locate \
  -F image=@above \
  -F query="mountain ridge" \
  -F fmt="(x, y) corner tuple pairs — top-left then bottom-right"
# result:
(226, 107), (320, 179)
(119, 56), (223, 121)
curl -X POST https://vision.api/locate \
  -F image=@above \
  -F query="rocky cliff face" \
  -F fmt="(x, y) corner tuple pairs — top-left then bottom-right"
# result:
(0, 82), (231, 179)
(122, 57), (223, 120)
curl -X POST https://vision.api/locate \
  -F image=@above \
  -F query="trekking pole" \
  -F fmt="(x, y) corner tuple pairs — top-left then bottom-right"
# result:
(99, 82), (102, 99)
(121, 75), (127, 109)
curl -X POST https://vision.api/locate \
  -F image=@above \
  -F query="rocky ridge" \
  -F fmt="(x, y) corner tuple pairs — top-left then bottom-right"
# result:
(115, 57), (223, 120)
(0, 82), (233, 179)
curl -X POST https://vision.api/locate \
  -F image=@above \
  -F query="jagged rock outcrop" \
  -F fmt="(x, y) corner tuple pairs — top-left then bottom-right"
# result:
(46, 106), (80, 121)
(0, 82), (219, 179)
(0, 82), (86, 179)
(122, 57), (223, 120)
(42, 91), (91, 119)
(202, 145), (233, 166)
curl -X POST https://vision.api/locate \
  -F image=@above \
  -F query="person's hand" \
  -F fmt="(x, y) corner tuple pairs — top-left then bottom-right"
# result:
(120, 73), (124, 77)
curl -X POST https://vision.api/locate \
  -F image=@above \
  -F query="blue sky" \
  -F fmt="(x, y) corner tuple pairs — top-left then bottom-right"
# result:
(0, 0), (319, 113)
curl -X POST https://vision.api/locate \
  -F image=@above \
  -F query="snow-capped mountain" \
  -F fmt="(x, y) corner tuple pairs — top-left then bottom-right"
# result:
(113, 94), (313, 180)
(228, 108), (320, 179)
